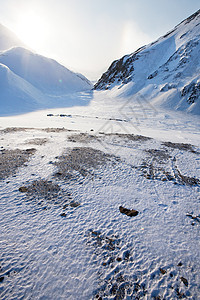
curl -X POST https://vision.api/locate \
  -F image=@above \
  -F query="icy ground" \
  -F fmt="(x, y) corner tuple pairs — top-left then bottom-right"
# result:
(0, 92), (200, 299)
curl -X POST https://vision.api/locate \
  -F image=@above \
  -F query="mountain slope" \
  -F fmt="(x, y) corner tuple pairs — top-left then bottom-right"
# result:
(0, 47), (92, 96)
(0, 63), (47, 115)
(0, 23), (25, 51)
(94, 9), (200, 115)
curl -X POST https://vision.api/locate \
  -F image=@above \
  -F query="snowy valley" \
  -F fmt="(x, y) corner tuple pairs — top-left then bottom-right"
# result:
(0, 9), (200, 300)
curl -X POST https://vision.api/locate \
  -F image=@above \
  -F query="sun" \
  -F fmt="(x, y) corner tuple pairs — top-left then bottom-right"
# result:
(15, 11), (48, 50)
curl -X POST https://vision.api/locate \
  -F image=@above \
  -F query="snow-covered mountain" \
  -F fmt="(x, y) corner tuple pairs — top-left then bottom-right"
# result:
(0, 62), (47, 115)
(0, 47), (92, 95)
(0, 24), (92, 115)
(94, 10), (200, 115)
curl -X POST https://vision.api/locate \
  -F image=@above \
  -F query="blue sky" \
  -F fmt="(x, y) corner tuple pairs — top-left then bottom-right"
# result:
(0, 0), (199, 80)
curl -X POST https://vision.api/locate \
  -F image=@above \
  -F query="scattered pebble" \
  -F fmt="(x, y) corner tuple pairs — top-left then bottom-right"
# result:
(70, 201), (80, 208)
(60, 213), (66, 217)
(116, 257), (122, 262)
(181, 276), (188, 287)
(19, 186), (28, 193)
(160, 268), (167, 275)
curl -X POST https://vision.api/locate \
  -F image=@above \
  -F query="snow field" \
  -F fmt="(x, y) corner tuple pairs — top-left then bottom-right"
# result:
(0, 123), (199, 299)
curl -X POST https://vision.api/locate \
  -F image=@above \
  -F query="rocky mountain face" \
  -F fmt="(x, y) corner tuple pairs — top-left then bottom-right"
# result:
(94, 10), (200, 114)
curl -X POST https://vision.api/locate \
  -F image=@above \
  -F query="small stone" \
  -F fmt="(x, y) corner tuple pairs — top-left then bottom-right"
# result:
(63, 204), (69, 209)
(55, 172), (62, 176)
(119, 206), (138, 217)
(70, 201), (80, 208)
(25, 148), (36, 154)
(0, 276), (4, 282)
(91, 231), (99, 236)
(161, 178), (167, 181)
(181, 277), (188, 287)
(60, 213), (66, 217)
(19, 186), (28, 193)
(160, 268), (167, 275)
(102, 262), (106, 266)
(116, 257), (122, 262)
(177, 262), (183, 267)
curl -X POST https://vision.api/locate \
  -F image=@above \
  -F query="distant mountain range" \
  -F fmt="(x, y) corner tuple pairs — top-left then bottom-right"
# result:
(94, 9), (200, 115)
(0, 23), (92, 115)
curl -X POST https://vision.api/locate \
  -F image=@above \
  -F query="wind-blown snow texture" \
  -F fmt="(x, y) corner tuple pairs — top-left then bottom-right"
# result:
(94, 10), (200, 115)
(0, 91), (200, 299)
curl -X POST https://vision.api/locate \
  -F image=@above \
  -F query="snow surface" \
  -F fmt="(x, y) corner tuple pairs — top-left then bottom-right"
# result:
(0, 91), (200, 299)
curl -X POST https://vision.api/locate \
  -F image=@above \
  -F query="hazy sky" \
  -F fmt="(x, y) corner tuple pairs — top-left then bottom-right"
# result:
(0, 0), (199, 80)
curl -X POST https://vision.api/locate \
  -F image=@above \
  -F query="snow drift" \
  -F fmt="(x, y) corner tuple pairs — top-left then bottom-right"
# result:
(94, 9), (200, 115)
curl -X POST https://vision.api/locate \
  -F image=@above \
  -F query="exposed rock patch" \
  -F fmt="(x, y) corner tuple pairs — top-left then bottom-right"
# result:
(20, 179), (71, 210)
(162, 141), (198, 153)
(67, 133), (97, 143)
(0, 148), (36, 180)
(25, 138), (49, 146)
(54, 147), (116, 181)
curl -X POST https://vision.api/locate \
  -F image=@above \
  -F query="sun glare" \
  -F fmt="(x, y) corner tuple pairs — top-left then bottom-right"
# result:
(15, 11), (48, 50)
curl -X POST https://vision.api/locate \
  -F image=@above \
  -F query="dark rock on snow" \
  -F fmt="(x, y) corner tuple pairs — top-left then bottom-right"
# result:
(119, 206), (139, 217)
